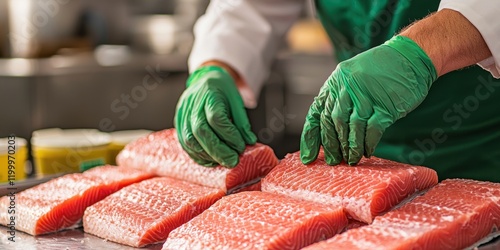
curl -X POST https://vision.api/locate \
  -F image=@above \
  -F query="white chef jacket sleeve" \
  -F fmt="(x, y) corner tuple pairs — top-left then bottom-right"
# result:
(189, 0), (304, 108)
(438, 1), (500, 79)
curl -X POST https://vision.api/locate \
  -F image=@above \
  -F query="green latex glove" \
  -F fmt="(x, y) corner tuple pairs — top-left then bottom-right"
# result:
(300, 36), (437, 165)
(175, 65), (257, 168)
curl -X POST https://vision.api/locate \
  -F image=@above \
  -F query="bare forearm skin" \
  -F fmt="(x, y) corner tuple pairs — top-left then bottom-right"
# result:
(401, 9), (492, 77)
(200, 60), (246, 88)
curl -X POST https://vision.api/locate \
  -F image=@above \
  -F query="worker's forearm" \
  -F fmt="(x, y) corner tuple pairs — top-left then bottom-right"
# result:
(400, 9), (492, 77)
(200, 60), (246, 88)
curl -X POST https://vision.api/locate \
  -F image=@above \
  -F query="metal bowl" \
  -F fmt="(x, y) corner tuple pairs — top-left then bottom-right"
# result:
(5, 0), (83, 58)
(0, 0), (8, 57)
(131, 15), (193, 55)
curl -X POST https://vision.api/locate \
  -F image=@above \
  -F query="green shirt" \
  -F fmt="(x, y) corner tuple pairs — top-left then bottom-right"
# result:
(316, 0), (500, 182)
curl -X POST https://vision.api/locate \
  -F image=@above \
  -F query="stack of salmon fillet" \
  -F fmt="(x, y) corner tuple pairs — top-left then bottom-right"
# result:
(303, 179), (500, 250)
(163, 151), (499, 250)
(1, 129), (280, 247)
(1, 128), (499, 250)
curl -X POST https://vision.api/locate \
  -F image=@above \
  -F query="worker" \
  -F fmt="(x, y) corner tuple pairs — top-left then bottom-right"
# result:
(174, 0), (500, 182)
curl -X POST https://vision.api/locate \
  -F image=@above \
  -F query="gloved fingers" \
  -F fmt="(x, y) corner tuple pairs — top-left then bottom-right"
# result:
(347, 108), (369, 165)
(331, 88), (353, 163)
(321, 94), (342, 165)
(232, 107), (257, 145)
(205, 92), (246, 154)
(176, 129), (217, 167)
(178, 129), (218, 167)
(224, 87), (257, 145)
(364, 107), (394, 158)
(300, 85), (329, 164)
(191, 107), (240, 168)
(175, 97), (217, 166)
(182, 132), (218, 167)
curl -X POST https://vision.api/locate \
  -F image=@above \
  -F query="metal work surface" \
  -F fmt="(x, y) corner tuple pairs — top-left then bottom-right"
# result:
(1, 226), (499, 250)
(0, 227), (162, 250)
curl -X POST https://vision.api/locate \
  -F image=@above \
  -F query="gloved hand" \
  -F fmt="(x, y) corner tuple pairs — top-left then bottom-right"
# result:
(175, 65), (257, 168)
(300, 36), (437, 165)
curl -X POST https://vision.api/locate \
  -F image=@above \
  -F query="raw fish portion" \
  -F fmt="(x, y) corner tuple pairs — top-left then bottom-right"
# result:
(262, 151), (438, 223)
(0, 166), (154, 235)
(344, 219), (368, 231)
(117, 129), (279, 192)
(163, 191), (348, 250)
(234, 181), (261, 192)
(83, 177), (225, 247)
(304, 179), (500, 250)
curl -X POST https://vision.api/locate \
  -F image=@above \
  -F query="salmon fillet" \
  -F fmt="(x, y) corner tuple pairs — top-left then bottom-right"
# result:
(0, 166), (153, 235)
(261, 151), (438, 223)
(344, 219), (368, 231)
(116, 129), (279, 192)
(305, 179), (500, 250)
(234, 181), (262, 192)
(162, 191), (348, 250)
(83, 177), (225, 247)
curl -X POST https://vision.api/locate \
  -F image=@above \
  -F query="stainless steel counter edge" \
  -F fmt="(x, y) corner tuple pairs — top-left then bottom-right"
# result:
(0, 50), (336, 77)
(0, 52), (189, 77)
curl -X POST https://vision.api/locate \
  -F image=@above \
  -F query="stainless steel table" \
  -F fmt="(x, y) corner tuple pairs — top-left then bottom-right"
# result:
(1, 226), (498, 250)
(0, 227), (162, 250)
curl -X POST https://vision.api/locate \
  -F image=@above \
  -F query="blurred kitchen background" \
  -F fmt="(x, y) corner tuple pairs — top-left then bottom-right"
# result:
(0, 0), (336, 178)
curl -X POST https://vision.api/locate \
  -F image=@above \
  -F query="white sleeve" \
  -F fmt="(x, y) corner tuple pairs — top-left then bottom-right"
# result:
(189, 0), (304, 108)
(438, 1), (500, 79)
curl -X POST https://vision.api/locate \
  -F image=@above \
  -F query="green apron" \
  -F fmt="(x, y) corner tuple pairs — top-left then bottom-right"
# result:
(316, 0), (500, 182)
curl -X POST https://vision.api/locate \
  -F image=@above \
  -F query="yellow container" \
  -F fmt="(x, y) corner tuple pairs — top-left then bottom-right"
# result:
(0, 137), (28, 183)
(108, 130), (152, 165)
(31, 129), (111, 176)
